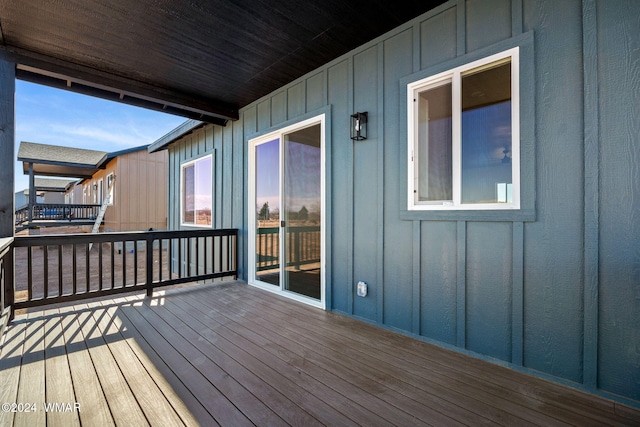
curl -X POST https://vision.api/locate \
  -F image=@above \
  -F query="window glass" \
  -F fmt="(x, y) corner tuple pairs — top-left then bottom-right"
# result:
(461, 61), (512, 204)
(194, 156), (212, 225)
(183, 164), (195, 223)
(182, 156), (212, 226)
(417, 81), (452, 202)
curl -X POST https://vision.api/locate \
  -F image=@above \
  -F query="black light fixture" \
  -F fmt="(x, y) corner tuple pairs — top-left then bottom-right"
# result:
(350, 112), (368, 141)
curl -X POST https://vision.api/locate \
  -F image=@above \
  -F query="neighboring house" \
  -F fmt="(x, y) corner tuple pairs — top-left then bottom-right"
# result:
(17, 141), (167, 232)
(149, 2), (640, 407)
(64, 180), (83, 205)
(16, 142), (108, 229)
(14, 189), (43, 210)
(79, 145), (168, 231)
(33, 177), (76, 204)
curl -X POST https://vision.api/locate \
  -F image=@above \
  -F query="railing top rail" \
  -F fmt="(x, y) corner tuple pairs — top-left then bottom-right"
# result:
(0, 237), (13, 256)
(14, 228), (238, 246)
(32, 203), (102, 208)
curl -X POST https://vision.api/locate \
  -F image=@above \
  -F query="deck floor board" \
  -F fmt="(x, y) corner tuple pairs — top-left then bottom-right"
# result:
(85, 302), (187, 427)
(42, 307), (81, 427)
(95, 300), (218, 427)
(205, 287), (535, 426)
(57, 306), (114, 427)
(0, 281), (639, 427)
(72, 304), (149, 426)
(14, 313), (46, 427)
(0, 318), (26, 427)
(177, 285), (467, 426)
(127, 295), (324, 427)
(232, 285), (629, 426)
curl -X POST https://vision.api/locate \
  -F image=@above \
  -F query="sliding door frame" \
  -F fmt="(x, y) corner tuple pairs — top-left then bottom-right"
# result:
(248, 113), (326, 309)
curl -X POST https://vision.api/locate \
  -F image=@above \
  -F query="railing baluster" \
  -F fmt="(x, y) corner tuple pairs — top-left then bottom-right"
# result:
(227, 235), (232, 273)
(85, 242), (90, 293)
(203, 236), (208, 275)
(134, 239), (138, 285)
(195, 236), (200, 276)
(177, 238), (181, 278)
(98, 242), (103, 291)
(146, 235), (153, 297)
(218, 234), (223, 274)
(122, 241), (126, 287)
(110, 241), (115, 289)
(43, 245), (48, 299)
(158, 238), (163, 282)
(72, 244), (77, 295)
(27, 246), (32, 301)
(169, 238), (174, 279)
(58, 245), (62, 297)
(186, 237), (191, 276)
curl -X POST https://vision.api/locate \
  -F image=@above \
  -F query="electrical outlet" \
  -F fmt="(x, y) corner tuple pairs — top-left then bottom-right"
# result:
(357, 281), (368, 297)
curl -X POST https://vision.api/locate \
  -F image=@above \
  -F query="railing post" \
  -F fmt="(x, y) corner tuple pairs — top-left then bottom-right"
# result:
(5, 246), (14, 321)
(234, 229), (238, 279)
(146, 234), (154, 297)
(0, 243), (15, 326)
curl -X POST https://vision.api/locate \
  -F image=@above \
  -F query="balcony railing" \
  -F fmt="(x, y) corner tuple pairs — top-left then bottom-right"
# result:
(3, 228), (237, 313)
(15, 203), (103, 228)
(0, 237), (14, 335)
(14, 205), (28, 226)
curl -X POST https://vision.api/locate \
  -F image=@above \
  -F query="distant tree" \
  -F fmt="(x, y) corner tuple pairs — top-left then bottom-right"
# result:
(259, 202), (270, 220)
(298, 205), (309, 221)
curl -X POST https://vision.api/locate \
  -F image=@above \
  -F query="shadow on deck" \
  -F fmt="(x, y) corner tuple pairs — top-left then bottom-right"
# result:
(1, 281), (639, 426)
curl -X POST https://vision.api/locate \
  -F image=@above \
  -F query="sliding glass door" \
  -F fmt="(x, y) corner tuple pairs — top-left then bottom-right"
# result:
(250, 116), (324, 307)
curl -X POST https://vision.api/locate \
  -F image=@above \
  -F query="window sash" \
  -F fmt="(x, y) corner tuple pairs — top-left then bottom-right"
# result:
(181, 155), (212, 226)
(408, 47), (520, 211)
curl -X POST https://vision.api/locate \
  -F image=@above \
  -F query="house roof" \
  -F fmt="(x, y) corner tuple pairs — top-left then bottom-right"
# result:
(17, 141), (108, 179)
(33, 177), (76, 192)
(148, 120), (206, 153)
(0, 1), (446, 124)
(106, 144), (149, 160)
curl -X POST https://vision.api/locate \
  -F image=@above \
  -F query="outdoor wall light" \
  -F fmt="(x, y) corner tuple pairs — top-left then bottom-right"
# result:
(350, 112), (368, 141)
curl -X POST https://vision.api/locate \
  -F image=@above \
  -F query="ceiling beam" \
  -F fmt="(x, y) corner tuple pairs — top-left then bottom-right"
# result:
(0, 45), (239, 124)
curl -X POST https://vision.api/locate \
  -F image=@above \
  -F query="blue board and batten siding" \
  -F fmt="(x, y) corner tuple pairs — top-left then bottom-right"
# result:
(166, 0), (640, 405)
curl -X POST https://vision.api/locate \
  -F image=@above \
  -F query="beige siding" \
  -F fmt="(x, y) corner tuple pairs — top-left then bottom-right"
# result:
(80, 149), (167, 232)
(115, 149), (168, 231)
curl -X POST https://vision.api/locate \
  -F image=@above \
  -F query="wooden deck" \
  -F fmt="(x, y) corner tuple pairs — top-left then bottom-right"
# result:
(1, 282), (638, 426)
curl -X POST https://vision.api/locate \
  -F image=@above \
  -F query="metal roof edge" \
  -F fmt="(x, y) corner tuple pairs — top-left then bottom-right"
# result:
(148, 119), (205, 153)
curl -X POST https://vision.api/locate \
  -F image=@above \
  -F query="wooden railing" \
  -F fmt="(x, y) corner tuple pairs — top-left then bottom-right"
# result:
(15, 206), (28, 226)
(31, 203), (102, 221)
(12, 228), (237, 310)
(15, 203), (103, 229)
(0, 237), (14, 334)
(256, 226), (320, 271)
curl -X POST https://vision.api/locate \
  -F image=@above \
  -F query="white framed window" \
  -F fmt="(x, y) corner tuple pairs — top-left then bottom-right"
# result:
(98, 179), (104, 205)
(408, 47), (520, 210)
(106, 173), (115, 205)
(181, 155), (213, 226)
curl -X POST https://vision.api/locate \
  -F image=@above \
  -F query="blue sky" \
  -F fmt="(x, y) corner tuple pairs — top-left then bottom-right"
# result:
(14, 81), (187, 191)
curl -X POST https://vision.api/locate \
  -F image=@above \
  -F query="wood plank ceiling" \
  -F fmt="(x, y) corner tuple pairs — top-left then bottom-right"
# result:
(0, 0), (446, 124)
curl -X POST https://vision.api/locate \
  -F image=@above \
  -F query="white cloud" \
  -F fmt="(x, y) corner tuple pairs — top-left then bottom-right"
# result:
(49, 124), (144, 148)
